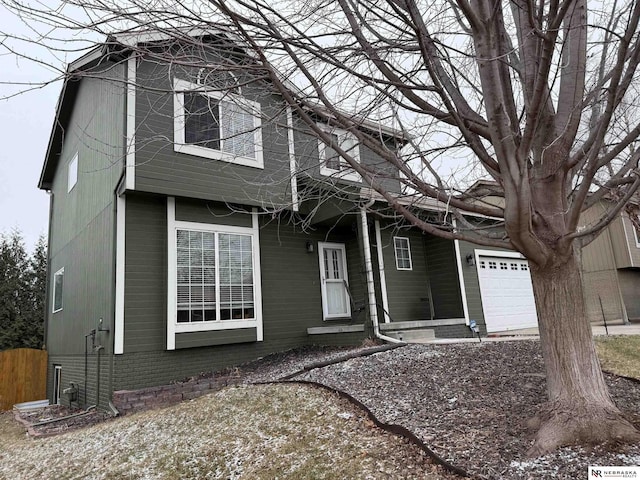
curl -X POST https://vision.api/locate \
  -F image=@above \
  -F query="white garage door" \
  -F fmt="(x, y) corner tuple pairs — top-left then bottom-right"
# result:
(477, 255), (538, 332)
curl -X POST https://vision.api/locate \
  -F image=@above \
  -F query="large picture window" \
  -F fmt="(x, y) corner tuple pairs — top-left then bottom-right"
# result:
(175, 228), (255, 325)
(174, 78), (263, 168)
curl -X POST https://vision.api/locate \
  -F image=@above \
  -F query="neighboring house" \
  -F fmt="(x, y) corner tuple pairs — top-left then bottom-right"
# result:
(39, 30), (531, 409)
(581, 201), (640, 324)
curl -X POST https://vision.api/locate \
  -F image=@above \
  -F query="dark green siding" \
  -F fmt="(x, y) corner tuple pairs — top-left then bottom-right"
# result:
(175, 329), (257, 349)
(48, 207), (115, 355)
(117, 195), (367, 390)
(124, 194), (167, 352)
(457, 241), (485, 331)
(378, 224), (431, 322)
(175, 198), (253, 227)
(133, 58), (292, 207)
(46, 64), (125, 409)
(47, 352), (112, 410)
(424, 236), (465, 318)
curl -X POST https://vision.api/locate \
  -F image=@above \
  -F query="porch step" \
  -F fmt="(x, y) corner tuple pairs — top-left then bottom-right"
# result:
(385, 328), (435, 343)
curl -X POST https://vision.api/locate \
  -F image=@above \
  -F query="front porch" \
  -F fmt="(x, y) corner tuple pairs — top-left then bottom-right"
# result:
(300, 202), (472, 341)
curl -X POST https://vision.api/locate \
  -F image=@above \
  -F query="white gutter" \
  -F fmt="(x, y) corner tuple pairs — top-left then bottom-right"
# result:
(359, 205), (403, 344)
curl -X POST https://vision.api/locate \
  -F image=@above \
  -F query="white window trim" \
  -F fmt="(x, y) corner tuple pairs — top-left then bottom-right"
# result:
(393, 236), (413, 271)
(53, 365), (62, 405)
(374, 220), (391, 323)
(67, 154), (78, 193)
(318, 242), (352, 320)
(125, 57), (136, 190)
(173, 78), (264, 169)
(631, 214), (640, 248)
(317, 124), (361, 182)
(114, 195), (126, 355)
(166, 198), (263, 349)
(52, 267), (64, 313)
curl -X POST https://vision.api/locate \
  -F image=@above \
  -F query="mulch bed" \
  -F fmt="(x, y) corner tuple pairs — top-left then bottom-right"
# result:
(297, 341), (640, 479)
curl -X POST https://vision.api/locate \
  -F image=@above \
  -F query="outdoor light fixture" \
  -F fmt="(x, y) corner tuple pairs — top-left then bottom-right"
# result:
(466, 254), (475, 267)
(306, 241), (314, 253)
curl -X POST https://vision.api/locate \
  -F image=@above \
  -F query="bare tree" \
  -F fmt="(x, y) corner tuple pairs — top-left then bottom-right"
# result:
(3, 0), (640, 455)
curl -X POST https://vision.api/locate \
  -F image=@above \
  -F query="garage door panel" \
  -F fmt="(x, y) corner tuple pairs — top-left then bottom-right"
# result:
(477, 256), (538, 332)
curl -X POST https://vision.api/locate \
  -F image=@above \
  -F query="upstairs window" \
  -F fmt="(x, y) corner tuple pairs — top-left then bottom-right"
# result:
(67, 154), (78, 193)
(318, 125), (361, 182)
(393, 237), (412, 270)
(53, 268), (64, 312)
(174, 78), (263, 169)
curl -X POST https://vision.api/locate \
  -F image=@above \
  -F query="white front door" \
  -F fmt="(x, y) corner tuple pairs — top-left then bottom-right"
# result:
(318, 242), (351, 319)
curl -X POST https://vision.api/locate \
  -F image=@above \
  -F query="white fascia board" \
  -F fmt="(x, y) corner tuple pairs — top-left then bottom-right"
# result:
(125, 56), (136, 190)
(113, 27), (244, 48)
(68, 45), (106, 73)
(114, 195), (126, 354)
(358, 188), (503, 220)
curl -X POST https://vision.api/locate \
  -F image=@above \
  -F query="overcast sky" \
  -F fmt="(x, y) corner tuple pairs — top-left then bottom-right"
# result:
(0, 64), (58, 251)
(0, 13), (65, 251)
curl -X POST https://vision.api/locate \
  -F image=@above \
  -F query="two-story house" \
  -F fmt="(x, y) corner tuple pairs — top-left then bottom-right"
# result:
(39, 30), (538, 409)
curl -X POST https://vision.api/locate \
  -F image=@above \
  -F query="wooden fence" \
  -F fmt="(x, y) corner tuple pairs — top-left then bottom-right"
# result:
(0, 348), (48, 411)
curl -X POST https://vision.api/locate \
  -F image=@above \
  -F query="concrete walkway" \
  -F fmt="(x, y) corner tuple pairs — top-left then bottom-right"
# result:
(423, 322), (640, 344)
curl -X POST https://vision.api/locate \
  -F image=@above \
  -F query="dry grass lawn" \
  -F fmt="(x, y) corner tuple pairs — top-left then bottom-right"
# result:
(0, 383), (452, 480)
(595, 335), (640, 380)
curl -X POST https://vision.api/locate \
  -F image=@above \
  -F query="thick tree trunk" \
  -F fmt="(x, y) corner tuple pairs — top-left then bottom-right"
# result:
(528, 252), (640, 456)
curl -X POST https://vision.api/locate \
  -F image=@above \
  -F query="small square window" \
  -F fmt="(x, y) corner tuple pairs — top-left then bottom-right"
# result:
(393, 237), (412, 270)
(67, 154), (78, 193)
(318, 124), (361, 182)
(53, 268), (64, 313)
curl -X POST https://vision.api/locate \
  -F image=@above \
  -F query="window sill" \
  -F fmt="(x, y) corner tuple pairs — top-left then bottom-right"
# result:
(319, 166), (361, 183)
(174, 143), (264, 169)
(175, 319), (257, 333)
(308, 324), (364, 335)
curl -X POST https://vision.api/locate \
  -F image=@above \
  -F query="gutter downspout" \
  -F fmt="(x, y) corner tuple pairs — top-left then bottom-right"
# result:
(359, 203), (403, 344)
